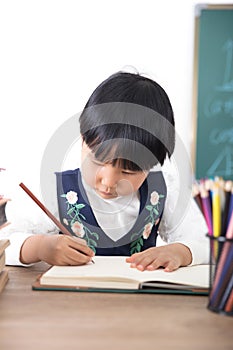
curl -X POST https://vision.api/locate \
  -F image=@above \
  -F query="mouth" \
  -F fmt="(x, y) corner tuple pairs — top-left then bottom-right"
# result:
(96, 189), (118, 198)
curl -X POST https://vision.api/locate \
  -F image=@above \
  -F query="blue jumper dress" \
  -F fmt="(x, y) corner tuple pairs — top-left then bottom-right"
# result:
(56, 169), (167, 256)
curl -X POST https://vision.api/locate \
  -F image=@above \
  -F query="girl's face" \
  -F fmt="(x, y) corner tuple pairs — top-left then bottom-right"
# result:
(81, 142), (148, 199)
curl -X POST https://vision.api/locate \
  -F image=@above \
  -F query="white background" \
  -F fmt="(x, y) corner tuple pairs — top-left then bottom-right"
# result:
(1, 0), (232, 213)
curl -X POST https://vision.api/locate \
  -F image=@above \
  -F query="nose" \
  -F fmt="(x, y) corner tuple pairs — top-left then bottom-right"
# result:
(98, 165), (120, 189)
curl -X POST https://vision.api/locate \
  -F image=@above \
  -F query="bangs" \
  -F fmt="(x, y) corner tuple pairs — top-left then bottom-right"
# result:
(85, 135), (158, 171)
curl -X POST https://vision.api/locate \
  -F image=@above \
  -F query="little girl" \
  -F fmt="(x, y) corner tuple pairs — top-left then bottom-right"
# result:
(1, 71), (209, 271)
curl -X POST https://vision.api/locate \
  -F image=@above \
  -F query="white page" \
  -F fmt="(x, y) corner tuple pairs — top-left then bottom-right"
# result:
(41, 256), (210, 288)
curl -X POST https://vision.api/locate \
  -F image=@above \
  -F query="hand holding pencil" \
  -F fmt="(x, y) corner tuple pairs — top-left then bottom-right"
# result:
(19, 183), (95, 266)
(20, 233), (95, 266)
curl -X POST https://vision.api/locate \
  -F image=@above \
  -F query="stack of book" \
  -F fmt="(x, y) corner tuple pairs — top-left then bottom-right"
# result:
(192, 177), (233, 315)
(0, 168), (11, 293)
(0, 239), (10, 293)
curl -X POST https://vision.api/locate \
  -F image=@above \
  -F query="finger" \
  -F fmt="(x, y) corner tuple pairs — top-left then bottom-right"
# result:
(68, 239), (95, 258)
(64, 249), (93, 265)
(146, 259), (165, 271)
(126, 252), (140, 263)
(164, 260), (180, 272)
(132, 255), (156, 271)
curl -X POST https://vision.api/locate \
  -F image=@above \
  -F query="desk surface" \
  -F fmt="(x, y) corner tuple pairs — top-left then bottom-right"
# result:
(0, 263), (232, 350)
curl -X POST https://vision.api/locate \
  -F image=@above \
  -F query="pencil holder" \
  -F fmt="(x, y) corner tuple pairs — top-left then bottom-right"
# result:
(206, 234), (233, 316)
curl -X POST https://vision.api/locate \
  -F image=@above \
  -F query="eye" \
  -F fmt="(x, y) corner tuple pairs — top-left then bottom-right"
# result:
(121, 170), (137, 175)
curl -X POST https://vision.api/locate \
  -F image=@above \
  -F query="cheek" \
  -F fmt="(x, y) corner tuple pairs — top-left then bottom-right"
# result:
(117, 175), (147, 196)
(116, 179), (134, 196)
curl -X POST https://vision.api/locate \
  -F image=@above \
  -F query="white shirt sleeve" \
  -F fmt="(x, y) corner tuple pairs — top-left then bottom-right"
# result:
(158, 169), (209, 265)
(0, 229), (33, 266)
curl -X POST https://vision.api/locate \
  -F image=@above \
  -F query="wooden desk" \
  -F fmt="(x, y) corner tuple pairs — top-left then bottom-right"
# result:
(0, 263), (232, 350)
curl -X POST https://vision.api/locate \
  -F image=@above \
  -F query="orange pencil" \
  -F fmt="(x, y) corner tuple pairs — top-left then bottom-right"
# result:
(224, 287), (233, 314)
(19, 182), (72, 236)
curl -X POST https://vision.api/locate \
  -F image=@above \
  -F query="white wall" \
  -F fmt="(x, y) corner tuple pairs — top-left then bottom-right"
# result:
(1, 0), (232, 207)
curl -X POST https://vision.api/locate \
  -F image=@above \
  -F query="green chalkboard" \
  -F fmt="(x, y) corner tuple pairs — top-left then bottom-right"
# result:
(193, 5), (233, 180)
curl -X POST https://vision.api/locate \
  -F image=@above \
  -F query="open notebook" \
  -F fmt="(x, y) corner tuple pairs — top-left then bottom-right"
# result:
(33, 256), (210, 295)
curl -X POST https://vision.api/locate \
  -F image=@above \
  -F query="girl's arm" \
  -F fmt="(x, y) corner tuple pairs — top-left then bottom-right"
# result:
(20, 234), (94, 266)
(158, 170), (209, 266)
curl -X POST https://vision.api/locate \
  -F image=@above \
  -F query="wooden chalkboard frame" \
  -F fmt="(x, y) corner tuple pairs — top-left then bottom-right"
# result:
(192, 4), (233, 180)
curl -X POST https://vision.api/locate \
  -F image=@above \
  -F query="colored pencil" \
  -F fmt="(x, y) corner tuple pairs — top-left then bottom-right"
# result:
(221, 181), (232, 236)
(19, 182), (72, 236)
(192, 182), (203, 213)
(204, 178), (214, 207)
(226, 206), (233, 239)
(224, 287), (233, 313)
(199, 184), (213, 235)
(226, 188), (233, 233)
(212, 184), (221, 238)
(218, 273), (233, 311)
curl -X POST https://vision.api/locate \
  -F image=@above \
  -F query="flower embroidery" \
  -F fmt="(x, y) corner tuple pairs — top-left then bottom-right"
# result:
(61, 191), (99, 252)
(145, 190), (164, 224)
(150, 191), (159, 205)
(142, 222), (153, 239)
(130, 190), (164, 254)
(65, 191), (78, 205)
(71, 221), (85, 238)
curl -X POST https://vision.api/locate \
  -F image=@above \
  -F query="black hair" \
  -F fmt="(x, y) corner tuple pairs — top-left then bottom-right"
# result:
(79, 71), (175, 171)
